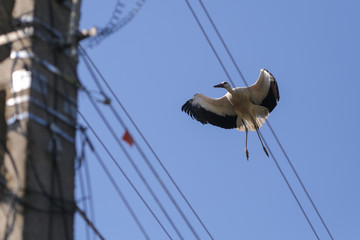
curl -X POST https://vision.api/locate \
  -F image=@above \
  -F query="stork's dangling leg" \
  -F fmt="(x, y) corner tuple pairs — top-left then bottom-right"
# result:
(241, 119), (249, 160)
(251, 117), (269, 157)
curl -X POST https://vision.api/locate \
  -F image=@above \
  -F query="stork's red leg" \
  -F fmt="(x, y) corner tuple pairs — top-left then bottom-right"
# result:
(251, 117), (269, 157)
(245, 129), (249, 160)
(241, 119), (249, 160)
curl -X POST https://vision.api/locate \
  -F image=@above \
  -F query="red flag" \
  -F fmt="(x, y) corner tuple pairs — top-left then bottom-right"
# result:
(122, 129), (134, 146)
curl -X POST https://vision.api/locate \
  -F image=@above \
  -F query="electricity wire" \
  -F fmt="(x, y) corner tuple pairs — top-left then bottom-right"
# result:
(258, 132), (320, 239)
(197, 0), (248, 87)
(184, 0), (326, 239)
(82, 90), (183, 239)
(78, 123), (152, 240)
(75, 206), (105, 240)
(80, 54), (201, 240)
(266, 123), (334, 240)
(78, 112), (173, 240)
(82, 141), (97, 240)
(183, 0), (236, 88)
(79, 45), (210, 240)
(77, 162), (91, 240)
(196, 1), (335, 239)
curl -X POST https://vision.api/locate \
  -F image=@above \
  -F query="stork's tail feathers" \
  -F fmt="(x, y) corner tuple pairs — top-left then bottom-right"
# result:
(237, 106), (269, 132)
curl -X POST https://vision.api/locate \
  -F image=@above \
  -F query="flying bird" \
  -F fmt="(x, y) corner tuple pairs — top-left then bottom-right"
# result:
(181, 69), (279, 160)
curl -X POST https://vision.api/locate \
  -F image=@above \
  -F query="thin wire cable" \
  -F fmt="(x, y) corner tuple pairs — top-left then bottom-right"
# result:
(82, 92), (184, 239)
(82, 144), (97, 240)
(197, 1), (334, 239)
(79, 45), (207, 240)
(184, 1), (324, 239)
(76, 133), (94, 240)
(259, 131), (320, 239)
(77, 163), (91, 240)
(197, 0), (248, 87)
(184, 0), (236, 88)
(75, 206), (105, 240)
(80, 51), (200, 239)
(78, 112), (173, 240)
(266, 123), (334, 240)
(80, 46), (213, 240)
(78, 113), (152, 240)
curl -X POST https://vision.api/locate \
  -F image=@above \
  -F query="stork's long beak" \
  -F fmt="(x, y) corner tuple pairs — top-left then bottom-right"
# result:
(213, 83), (224, 88)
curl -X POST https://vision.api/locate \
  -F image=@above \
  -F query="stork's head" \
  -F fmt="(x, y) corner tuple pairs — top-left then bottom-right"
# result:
(213, 81), (231, 89)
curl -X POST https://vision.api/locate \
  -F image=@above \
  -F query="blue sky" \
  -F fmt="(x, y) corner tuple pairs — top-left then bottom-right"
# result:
(75, 0), (360, 239)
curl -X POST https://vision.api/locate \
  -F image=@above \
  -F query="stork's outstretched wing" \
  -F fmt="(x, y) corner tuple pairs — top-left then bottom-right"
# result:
(248, 69), (280, 113)
(181, 93), (237, 129)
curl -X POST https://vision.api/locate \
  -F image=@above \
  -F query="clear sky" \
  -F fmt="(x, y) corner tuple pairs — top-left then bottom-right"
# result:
(75, 0), (360, 239)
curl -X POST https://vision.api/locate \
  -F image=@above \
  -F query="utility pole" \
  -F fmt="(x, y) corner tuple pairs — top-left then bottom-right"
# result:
(0, 0), (82, 239)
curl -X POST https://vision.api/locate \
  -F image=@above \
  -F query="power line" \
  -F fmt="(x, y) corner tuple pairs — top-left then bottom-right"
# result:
(75, 206), (105, 240)
(184, 0), (326, 239)
(78, 112), (173, 240)
(77, 114), (152, 240)
(82, 141), (97, 240)
(77, 159), (91, 240)
(266, 123), (334, 240)
(80, 48), (203, 240)
(197, 0), (248, 87)
(79, 44), (213, 239)
(196, 1), (335, 239)
(258, 131), (320, 240)
(183, 0), (236, 88)
(82, 90), (184, 239)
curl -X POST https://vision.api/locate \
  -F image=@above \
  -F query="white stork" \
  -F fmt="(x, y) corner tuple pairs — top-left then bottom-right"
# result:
(181, 69), (279, 160)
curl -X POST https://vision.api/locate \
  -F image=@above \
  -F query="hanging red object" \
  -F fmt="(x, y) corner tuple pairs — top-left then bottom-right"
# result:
(122, 129), (134, 146)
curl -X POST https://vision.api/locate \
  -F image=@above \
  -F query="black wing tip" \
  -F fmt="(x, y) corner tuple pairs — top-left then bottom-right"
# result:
(272, 77), (280, 102)
(266, 69), (280, 102)
(181, 100), (195, 119)
(260, 70), (280, 113)
(181, 98), (236, 129)
(181, 100), (189, 112)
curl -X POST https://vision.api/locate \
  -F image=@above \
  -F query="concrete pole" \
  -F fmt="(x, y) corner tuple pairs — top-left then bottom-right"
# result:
(0, 0), (81, 239)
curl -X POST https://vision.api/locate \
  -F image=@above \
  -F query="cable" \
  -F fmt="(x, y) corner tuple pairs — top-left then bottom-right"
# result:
(78, 119), (152, 240)
(82, 140), (97, 240)
(196, 1), (335, 239)
(77, 162), (91, 240)
(80, 45), (206, 240)
(266, 123), (334, 240)
(258, 132), (320, 239)
(184, 0), (236, 88)
(197, 0), (248, 87)
(81, 67), (198, 239)
(82, 91), (184, 239)
(75, 206), (105, 240)
(80, 45), (214, 240)
(184, 1), (328, 239)
(78, 112), (173, 240)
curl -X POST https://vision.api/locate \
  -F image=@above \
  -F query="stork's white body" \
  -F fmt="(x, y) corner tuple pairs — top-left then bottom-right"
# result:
(182, 69), (280, 159)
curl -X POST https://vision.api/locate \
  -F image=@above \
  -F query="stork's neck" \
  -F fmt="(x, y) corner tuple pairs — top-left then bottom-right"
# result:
(224, 85), (235, 95)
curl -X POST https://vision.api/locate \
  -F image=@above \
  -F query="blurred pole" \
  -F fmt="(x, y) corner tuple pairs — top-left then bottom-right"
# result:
(0, 0), (81, 239)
